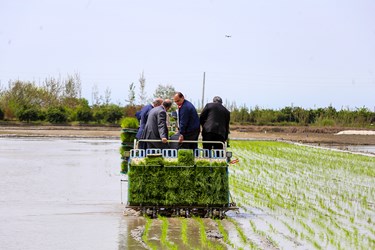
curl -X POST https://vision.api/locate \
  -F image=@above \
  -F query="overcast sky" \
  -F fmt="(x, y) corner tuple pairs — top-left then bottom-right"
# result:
(1, 0), (374, 110)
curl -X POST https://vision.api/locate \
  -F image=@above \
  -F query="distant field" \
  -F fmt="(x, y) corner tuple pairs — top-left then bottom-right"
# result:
(228, 140), (375, 249)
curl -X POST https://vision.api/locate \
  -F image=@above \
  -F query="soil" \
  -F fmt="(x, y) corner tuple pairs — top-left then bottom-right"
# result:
(230, 125), (375, 145)
(0, 124), (374, 145)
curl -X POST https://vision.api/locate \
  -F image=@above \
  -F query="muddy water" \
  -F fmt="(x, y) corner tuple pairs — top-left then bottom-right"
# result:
(309, 143), (375, 155)
(0, 138), (228, 250)
(0, 138), (141, 249)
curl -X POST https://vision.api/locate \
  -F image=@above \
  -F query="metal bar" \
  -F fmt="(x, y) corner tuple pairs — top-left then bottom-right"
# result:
(136, 139), (226, 150)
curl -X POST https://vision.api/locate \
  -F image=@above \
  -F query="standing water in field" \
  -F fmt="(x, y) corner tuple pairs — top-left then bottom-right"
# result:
(0, 138), (227, 249)
(0, 138), (125, 249)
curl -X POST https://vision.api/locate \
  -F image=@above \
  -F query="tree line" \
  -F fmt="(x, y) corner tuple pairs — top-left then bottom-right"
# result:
(0, 74), (374, 127)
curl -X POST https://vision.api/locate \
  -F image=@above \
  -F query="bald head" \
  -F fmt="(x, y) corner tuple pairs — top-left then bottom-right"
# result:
(152, 98), (163, 107)
(173, 92), (184, 106)
(163, 99), (172, 111)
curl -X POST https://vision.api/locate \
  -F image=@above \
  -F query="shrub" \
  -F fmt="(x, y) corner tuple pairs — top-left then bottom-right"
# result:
(17, 108), (40, 122)
(92, 108), (105, 123)
(76, 107), (93, 122)
(46, 107), (68, 123)
(0, 107), (5, 120)
(315, 118), (335, 127)
(105, 104), (123, 123)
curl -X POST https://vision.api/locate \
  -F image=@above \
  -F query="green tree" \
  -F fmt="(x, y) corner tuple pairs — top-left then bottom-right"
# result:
(354, 106), (372, 126)
(293, 107), (309, 125)
(153, 84), (176, 99)
(280, 106), (295, 122)
(0, 80), (42, 119)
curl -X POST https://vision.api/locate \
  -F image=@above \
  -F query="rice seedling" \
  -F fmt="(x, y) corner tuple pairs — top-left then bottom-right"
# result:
(226, 217), (262, 249)
(179, 217), (189, 246)
(215, 219), (235, 248)
(227, 140), (375, 249)
(249, 219), (279, 249)
(142, 216), (158, 250)
(158, 215), (177, 250)
(194, 217), (210, 248)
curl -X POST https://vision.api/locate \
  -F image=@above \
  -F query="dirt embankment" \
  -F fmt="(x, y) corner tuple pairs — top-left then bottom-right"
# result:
(229, 125), (375, 145)
(0, 124), (375, 145)
(0, 124), (120, 138)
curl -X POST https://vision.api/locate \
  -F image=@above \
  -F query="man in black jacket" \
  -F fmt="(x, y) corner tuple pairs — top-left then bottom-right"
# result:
(200, 96), (230, 149)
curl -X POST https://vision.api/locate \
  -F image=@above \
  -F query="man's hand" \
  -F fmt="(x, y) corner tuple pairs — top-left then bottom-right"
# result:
(162, 138), (168, 143)
(178, 134), (184, 143)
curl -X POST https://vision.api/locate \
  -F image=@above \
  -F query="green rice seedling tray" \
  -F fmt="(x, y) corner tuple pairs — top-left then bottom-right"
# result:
(127, 164), (229, 206)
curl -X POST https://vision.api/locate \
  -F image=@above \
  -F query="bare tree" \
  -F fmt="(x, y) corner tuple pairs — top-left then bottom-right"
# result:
(104, 87), (111, 105)
(138, 71), (147, 105)
(126, 82), (136, 106)
(62, 73), (82, 108)
(64, 73), (81, 99)
(91, 84), (102, 106)
(42, 76), (63, 107)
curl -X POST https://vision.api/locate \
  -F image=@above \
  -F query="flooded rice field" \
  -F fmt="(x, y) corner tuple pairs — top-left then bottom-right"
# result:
(313, 144), (375, 155)
(0, 138), (231, 249)
(1, 138), (374, 249)
(0, 138), (126, 249)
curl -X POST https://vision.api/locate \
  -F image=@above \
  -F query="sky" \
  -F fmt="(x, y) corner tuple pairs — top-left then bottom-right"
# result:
(1, 0), (374, 110)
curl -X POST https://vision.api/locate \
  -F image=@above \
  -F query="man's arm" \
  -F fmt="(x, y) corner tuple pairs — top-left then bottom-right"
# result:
(158, 111), (168, 143)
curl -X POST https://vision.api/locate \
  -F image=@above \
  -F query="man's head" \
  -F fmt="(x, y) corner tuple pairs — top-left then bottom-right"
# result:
(162, 99), (172, 111)
(213, 96), (223, 104)
(173, 92), (184, 107)
(152, 98), (163, 107)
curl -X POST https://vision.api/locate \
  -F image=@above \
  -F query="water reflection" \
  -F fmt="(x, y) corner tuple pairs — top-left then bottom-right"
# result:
(310, 143), (375, 155)
(0, 138), (126, 250)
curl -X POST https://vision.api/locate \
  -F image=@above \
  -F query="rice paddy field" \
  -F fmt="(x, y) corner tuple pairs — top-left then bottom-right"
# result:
(134, 140), (375, 250)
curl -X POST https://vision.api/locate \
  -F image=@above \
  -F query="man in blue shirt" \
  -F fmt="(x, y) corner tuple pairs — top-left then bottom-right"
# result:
(171, 92), (200, 149)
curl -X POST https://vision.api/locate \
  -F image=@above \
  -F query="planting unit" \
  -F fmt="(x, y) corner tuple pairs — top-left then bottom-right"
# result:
(120, 128), (137, 173)
(122, 141), (237, 218)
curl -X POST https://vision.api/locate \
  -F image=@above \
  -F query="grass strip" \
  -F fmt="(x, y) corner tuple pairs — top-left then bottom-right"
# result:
(180, 217), (189, 246)
(159, 215), (177, 250)
(142, 216), (158, 250)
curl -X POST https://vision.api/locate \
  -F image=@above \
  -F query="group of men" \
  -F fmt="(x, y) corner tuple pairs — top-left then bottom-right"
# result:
(135, 92), (230, 150)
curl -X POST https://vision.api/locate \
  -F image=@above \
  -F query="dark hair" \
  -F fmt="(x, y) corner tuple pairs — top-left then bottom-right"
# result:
(175, 92), (184, 98)
(213, 96), (223, 104)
